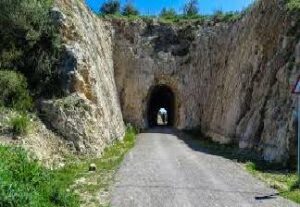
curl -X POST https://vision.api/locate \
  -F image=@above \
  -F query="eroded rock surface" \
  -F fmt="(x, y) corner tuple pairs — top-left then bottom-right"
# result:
(113, 1), (300, 163)
(41, 0), (125, 155)
(50, 0), (299, 163)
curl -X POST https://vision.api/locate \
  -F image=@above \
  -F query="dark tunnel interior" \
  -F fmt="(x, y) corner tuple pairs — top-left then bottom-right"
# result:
(148, 85), (175, 127)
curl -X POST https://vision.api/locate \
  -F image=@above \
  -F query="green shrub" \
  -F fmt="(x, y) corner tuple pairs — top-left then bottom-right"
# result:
(286, 0), (300, 11)
(122, 3), (139, 16)
(0, 70), (32, 111)
(100, 0), (121, 15)
(160, 8), (177, 19)
(9, 113), (31, 136)
(211, 10), (223, 22)
(212, 10), (241, 22)
(0, 146), (79, 207)
(0, 0), (63, 98)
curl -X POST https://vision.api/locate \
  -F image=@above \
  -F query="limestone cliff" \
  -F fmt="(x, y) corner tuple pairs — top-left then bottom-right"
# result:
(47, 0), (299, 163)
(113, 1), (299, 163)
(41, 0), (125, 155)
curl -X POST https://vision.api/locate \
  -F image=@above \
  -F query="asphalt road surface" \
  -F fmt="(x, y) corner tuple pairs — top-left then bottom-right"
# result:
(111, 128), (299, 207)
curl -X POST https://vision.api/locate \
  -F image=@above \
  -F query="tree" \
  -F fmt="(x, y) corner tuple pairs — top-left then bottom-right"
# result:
(0, 0), (62, 98)
(160, 8), (177, 19)
(100, 0), (120, 15)
(122, 2), (139, 16)
(183, 0), (199, 16)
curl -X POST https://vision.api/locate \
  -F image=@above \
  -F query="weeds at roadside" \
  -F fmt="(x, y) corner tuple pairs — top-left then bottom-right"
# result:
(53, 126), (137, 206)
(0, 146), (78, 207)
(0, 125), (137, 207)
(245, 162), (300, 203)
(184, 130), (300, 204)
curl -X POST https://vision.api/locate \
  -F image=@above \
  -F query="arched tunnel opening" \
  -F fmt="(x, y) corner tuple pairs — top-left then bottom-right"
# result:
(148, 85), (175, 127)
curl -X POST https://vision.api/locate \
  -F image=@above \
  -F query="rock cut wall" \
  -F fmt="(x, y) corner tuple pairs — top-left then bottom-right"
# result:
(113, 0), (300, 163)
(48, 0), (299, 163)
(41, 0), (125, 155)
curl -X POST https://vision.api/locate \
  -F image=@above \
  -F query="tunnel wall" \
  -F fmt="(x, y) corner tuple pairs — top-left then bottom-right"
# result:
(148, 85), (175, 127)
(113, 0), (300, 163)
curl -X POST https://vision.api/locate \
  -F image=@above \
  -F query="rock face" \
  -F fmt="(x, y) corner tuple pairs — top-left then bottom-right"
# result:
(41, 0), (125, 155)
(113, 1), (300, 163)
(51, 0), (299, 163)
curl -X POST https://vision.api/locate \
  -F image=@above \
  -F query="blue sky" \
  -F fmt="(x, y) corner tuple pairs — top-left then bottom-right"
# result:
(85, 0), (255, 15)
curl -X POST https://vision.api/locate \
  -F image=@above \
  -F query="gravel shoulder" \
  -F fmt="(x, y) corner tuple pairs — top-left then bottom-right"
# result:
(111, 128), (299, 207)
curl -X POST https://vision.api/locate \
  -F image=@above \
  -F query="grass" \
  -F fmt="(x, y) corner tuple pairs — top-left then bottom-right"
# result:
(0, 125), (137, 207)
(185, 130), (300, 204)
(0, 107), (34, 136)
(0, 146), (78, 207)
(52, 126), (137, 206)
(245, 162), (300, 203)
(9, 113), (31, 136)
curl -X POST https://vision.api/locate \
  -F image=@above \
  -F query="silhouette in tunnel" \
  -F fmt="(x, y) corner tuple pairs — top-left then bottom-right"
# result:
(148, 85), (175, 127)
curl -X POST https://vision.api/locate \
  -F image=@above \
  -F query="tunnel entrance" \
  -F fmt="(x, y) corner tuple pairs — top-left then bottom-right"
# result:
(148, 85), (175, 127)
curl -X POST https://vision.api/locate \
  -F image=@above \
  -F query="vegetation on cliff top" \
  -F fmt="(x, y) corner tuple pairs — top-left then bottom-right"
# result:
(98, 0), (244, 24)
(99, 0), (300, 24)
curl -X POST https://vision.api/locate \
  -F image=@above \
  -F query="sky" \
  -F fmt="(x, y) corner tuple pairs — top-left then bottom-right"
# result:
(85, 0), (256, 15)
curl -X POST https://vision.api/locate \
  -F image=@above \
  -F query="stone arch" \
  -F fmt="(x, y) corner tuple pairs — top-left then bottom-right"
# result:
(147, 84), (176, 127)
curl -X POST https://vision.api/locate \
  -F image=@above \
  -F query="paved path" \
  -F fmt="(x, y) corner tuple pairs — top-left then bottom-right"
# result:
(111, 128), (299, 207)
